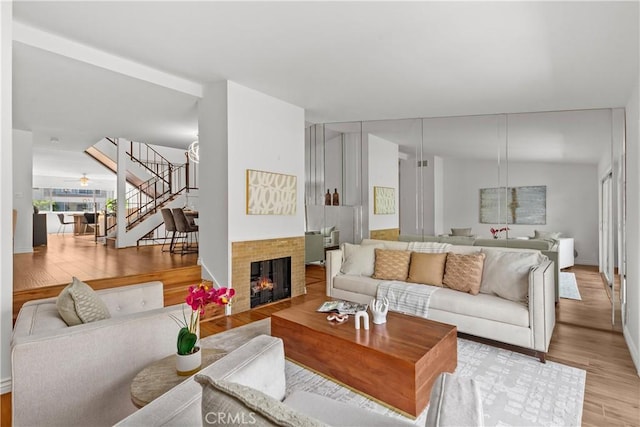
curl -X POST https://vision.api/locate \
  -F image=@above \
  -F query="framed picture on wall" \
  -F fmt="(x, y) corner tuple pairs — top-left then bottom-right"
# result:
(373, 186), (395, 215)
(479, 185), (546, 224)
(246, 169), (297, 215)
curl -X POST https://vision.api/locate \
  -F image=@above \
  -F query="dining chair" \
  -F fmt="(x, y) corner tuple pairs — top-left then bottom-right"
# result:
(160, 208), (177, 253)
(171, 208), (198, 255)
(82, 213), (97, 234)
(56, 213), (74, 235)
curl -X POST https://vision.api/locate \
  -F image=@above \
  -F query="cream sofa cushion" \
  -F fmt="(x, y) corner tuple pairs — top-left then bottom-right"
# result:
(481, 249), (543, 304)
(333, 275), (380, 297)
(340, 243), (382, 276)
(429, 288), (529, 327)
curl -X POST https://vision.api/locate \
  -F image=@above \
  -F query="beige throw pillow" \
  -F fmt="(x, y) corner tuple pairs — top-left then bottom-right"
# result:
(56, 277), (111, 326)
(195, 376), (326, 427)
(372, 249), (411, 281)
(480, 249), (544, 304)
(442, 252), (486, 295)
(340, 243), (382, 276)
(407, 252), (447, 286)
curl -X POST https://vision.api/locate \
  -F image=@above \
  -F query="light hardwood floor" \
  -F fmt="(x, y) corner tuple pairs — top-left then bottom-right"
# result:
(1, 239), (638, 426)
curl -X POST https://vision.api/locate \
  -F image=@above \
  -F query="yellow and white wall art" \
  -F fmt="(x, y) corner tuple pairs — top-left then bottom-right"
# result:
(246, 169), (297, 215)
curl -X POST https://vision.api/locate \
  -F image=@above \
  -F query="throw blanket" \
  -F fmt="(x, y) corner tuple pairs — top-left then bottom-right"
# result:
(376, 280), (440, 318)
(407, 241), (451, 253)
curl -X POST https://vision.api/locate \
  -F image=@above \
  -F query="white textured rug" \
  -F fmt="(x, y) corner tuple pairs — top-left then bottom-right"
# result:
(559, 272), (582, 300)
(200, 318), (585, 427)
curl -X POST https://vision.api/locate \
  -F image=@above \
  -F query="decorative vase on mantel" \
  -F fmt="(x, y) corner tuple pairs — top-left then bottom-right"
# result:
(176, 346), (202, 376)
(493, 235), (498, 239)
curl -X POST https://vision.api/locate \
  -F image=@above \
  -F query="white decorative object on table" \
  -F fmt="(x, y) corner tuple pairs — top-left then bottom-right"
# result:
(370, 297), (389, 324)
(354, 310), (369, 330)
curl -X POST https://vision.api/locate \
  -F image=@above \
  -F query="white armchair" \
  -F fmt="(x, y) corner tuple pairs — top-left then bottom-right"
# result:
(11, 281), (185, 427)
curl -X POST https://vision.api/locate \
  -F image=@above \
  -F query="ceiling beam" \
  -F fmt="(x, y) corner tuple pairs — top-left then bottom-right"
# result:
(13, 21), (203, 98)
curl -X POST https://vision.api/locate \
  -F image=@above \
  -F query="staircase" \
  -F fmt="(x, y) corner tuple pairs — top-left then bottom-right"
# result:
(85, 137), (198, 247)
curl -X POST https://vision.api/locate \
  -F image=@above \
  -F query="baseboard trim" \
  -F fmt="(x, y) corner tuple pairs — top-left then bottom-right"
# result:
(623, 325), (640, 376)
(1, 376), (11, 394)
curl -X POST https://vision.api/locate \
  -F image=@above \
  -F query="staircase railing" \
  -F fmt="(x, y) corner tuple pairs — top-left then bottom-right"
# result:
(102, 137), (198, 235)
(124, 160), (197, 230)
(105, 137), (173, 187)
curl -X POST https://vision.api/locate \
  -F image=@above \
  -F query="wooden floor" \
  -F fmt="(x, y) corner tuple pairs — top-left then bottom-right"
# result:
(2, 237), (639, 426)
(14, 234), (198, 291)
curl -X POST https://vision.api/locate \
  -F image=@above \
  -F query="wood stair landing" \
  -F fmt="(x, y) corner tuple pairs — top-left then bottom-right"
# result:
(13, 265), (202, 322)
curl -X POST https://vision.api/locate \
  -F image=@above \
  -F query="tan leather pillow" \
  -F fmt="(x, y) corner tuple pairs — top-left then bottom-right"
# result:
(442, 252), (486, 295)
(372, 249), (411, 281)
(406, 252), (447, 286)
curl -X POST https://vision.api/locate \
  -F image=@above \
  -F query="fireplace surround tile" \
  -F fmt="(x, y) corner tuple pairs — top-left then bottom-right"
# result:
(231, 237), (305, 313)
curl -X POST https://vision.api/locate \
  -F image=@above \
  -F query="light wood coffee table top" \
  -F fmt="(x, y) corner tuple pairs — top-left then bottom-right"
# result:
(130, 348), (227, 408)
(271, 299), (457, 417)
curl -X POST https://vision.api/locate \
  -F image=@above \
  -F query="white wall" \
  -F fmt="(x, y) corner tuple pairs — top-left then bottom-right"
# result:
(199, 82), (229, 286)
(13, 129), (33, 253)
(443, 158), (599, 264)
(227, 81), (305, 241)
(198, 81), (304, 287)
(624, 79), (640, 374)
(0, 0), (12, 393)
(367, 134), (399, 231)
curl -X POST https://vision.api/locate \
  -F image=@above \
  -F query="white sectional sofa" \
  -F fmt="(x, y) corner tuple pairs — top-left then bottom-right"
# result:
(11, 281), (185, 427)
(326, 239), (556, 361)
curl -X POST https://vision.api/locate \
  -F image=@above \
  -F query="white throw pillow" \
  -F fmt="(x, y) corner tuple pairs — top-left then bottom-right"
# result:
(480, 249), (544, 304)
(340, 243), (382, 276)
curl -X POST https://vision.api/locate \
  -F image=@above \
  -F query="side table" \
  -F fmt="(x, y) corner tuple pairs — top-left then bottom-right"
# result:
(130, 348), (227, 408)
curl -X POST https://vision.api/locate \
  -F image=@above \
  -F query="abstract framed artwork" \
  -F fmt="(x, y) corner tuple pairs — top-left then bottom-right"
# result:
(373, 186), (395, 215)
(479, 185), (546, 225)
(246, 169), (297, 215)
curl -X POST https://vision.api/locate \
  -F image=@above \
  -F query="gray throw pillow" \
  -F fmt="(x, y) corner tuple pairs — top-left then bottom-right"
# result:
(450, 227), (472, 237)
(56, 277), (111, 326)
(533, 230), (561, 241)
(195, 376), (326, 427)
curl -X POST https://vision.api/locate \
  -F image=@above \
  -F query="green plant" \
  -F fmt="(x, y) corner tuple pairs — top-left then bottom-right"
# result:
(105, 198), (117, 213)
(170, 282), (235, 355)
(33, 199), (51, 211)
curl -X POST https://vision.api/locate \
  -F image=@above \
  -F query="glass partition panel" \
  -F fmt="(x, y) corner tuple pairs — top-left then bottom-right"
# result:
(421, 115), (507, 240)
(361, 119), (421, 239)
(305, 122), (363, 246)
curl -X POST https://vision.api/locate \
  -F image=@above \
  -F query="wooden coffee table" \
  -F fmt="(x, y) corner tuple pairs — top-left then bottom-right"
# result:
(271, 299), (457, 417)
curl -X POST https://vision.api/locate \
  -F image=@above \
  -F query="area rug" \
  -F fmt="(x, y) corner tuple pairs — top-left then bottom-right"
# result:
(200, 319), (585, 427)
(559, 272), (582, 300)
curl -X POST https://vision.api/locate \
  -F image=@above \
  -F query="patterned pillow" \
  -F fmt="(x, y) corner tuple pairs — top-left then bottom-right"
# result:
(56, 277), (111, 325)
(195, 376), (326, 427)
(372, 249), (411, 281)
(406, 252), (448, 286)
(442, 252), (486, 295)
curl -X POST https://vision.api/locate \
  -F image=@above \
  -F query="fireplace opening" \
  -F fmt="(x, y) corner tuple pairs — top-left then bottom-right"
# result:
(250, 256), (291, 308)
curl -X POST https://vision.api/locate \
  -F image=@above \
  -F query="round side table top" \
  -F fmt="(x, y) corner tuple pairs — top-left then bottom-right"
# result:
(130, 348), (227, 408)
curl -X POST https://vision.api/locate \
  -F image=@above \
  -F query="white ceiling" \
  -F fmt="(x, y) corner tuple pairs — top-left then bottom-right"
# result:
(10, 1), (640, 179)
